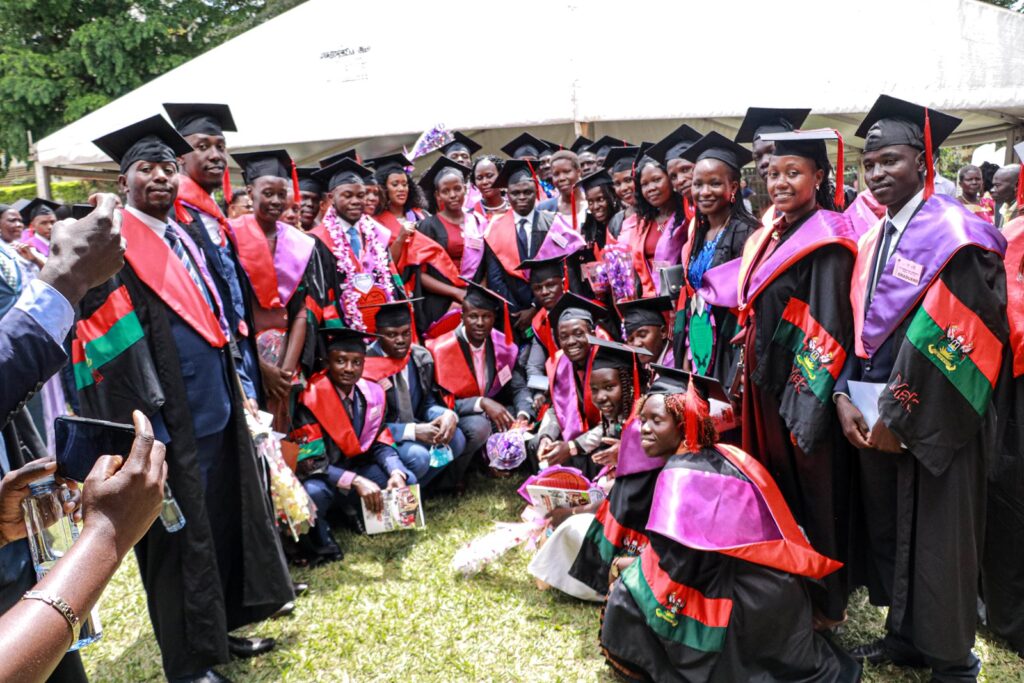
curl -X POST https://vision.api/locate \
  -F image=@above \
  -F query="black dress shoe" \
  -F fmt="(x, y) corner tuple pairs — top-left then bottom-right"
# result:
(171, 669), (233, 683)
(271, 601), (295, 619)
(227, 635), (276, 659)
(293, 582), (308, 597)
(848, 638), (926, 668)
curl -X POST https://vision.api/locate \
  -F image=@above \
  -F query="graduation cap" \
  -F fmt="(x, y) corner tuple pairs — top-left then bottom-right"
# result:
(461, 279), (515, 344)
(312, 157), (375, 191)
(322, 327), (381, 354)
(495, 158), (537, 189)
(366, 298), (422, 329)
(586, 135), (629, 159)
(855, 95), (962, 200)
(500, 132), (549, 159)
(681, 131), (754, 170)
(589, 336), (652, 370)
(648, 364), (738, 435)
(578, 169), (614, 194)
(604, 146), (641, 174)
(318, 148), (358, 169)
(417, 157), (471, 196)
(760, 128), (846, 208)
(162, 103), (237, 137)
(735, 107), (811, 143)
(570, 136), (594, 154)
(515, 253), (568, 283)
(297, 167), (325, 195)
(617, 296), (672, 335)
(230, 149), (300, 202)
(92, 114), (194, 174)
(539, 139), (563, 154)
(364, 153), (413, 177)
(439, 132), (482, 158)
(17, 198), (59, 224)
(70, 203), (93, 220)
(646, 124), (702, 165)
(550, 292), (607, 328)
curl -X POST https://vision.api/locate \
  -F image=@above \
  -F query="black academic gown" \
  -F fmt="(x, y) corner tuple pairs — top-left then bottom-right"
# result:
(75, 264), (294, 678)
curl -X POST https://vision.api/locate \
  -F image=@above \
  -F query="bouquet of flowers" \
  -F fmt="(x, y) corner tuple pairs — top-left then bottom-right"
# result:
(246, 411), (317, 541)
(408, 125), (451, 160)
(485, 428), (528, 470)
(592, 244), (636, 303)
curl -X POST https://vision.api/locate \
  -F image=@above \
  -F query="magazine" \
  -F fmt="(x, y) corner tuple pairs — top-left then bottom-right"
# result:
(361, 485), (426, 535)
(525, 485), (604, 514)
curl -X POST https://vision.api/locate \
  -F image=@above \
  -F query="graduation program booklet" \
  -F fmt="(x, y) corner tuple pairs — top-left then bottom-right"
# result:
(848, 381), (885, 431)
(361, 485), (426, 535)
(526, 485), (605, 515)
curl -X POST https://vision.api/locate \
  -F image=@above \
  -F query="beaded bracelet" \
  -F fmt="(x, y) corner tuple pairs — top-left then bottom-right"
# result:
(22, 591), (80, 647)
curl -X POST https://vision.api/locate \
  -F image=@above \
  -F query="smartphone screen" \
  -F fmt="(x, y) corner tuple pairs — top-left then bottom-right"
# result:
(54, 416), (136, 482)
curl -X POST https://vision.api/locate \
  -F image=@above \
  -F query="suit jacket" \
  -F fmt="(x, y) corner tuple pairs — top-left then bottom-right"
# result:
(0, 308), (68, 433)
(484, 209), (554, 312)
(366, 344), (447, 436)
(448, 328), (533, 419)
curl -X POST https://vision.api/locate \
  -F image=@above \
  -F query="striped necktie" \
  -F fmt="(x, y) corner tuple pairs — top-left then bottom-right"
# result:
(165, 224), (215, 313)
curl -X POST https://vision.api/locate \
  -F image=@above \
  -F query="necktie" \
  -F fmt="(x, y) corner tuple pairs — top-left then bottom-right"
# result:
(868, 221), (898, 302)
(394, 367), (415, 423)
(518, 218), (530, 255)
(347, 226), (361, 257)
(165, 225), (215, 313)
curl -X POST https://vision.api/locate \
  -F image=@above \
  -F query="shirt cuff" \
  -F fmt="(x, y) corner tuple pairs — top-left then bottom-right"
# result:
(473, 397), (483, 413)
(832, 392), (851, 405)
(14, 279), (74, 345)
(400, 423), (416, 442)
(336, 470), (357, 491)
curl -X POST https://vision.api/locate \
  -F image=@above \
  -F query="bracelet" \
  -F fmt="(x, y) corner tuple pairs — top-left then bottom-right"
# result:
(22, 590), (80, 646)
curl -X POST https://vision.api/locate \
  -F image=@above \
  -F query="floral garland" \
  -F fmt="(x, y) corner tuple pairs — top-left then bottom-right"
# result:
(323, 206), (395, 331)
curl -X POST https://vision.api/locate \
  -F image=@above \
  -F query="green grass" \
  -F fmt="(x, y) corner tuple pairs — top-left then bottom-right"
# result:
(81, 476), (1024, 682)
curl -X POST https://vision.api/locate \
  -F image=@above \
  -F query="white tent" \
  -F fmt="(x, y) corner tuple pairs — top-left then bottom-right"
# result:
(34, 0), (1024, 189)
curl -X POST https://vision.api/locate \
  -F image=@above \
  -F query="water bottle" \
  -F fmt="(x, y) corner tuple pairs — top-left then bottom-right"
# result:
(160, 483), (186, 533)
(22, 476), (103, 651)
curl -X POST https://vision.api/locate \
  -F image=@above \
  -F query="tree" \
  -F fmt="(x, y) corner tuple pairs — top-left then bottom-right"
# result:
(0, 0), (305, 164)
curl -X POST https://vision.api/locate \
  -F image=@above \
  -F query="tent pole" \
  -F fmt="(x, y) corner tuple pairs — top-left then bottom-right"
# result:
(1006, 127), (1024, 165)
(35, 164), (52, 200)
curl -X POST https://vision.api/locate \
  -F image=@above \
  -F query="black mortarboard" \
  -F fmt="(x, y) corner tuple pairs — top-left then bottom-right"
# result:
(313, 157), (375, 191)
(648, 365), (729, 403)
(231, 149), (294, 185)
(578, 169), (614, 194)
(495, 158), (537, 188)
(760, 128), (846, 206)
(590, 336), (652, 371)
(570, 136), (594, 154)
(417, 157), (470, 196)
(550, 292), (607, 328)
(439, 132), (482, 158)
(617, 296), (672, 334)
(323, 327), (380, 353)
(18, 198), (59, 224)
(539, 139), (562, 153)
(646, 124), (702, 164)
(70, 204), (93, 220)
(297, 167), (325, 195)
(500, 132), (548, 159)
(364, 153), (413, 177)
(92, 114), (193, 174)
(604, 146), (641, 174)
(855, 95), (961, 153)
(735, 107), (811, 143)
(162, 103), (237, 137)
(462, 280), (510, 313)
(587, 135), (628, 158)
(681, 132), (754, 170)
(515, 254), (567, 283)
(368, 298), (422, 329)
(318, 148), (358, 169)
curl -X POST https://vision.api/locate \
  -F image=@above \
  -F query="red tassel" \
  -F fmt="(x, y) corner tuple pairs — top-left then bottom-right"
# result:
(222, 167), (233, 204)
(562, 262), (570, 293)
(503, 302), (513, 346)
(630, 357), (640, 418)
(571, 188), (578, 232)
(526, 159), (544, 203)
(1017, 164), (1024, 211)
(290, 161), (301, 206)
(682, 376), (709, 452)
(832, 129), (845, 209)
(924, 108), (935, 201)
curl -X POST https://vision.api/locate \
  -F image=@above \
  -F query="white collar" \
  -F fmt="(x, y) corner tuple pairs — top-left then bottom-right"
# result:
(513, 209), (533, 223)
(886, 189), (925, 235)
(126, 205), (171, 238)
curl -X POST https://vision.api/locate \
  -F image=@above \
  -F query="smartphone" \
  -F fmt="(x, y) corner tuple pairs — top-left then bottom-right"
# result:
(54, 416), (136, 483)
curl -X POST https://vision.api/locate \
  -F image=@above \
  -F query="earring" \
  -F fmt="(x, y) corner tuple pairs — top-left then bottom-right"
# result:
(729, 192), (736, 203)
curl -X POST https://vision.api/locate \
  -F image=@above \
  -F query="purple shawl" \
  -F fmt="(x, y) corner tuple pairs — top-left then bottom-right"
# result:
(275, 223), (316, 305)
(533, 213), (587, 263)
(652, 213), (687, 268)
(487, 328), (519, 398)
(459, 212), (487, 278)
(615, 419), (667, 477)
(356, 378), (387, 451)
(24, 234), (49, 257)
(550, 351), (586, 440)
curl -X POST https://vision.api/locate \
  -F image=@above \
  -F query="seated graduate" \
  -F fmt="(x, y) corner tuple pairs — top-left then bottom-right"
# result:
(229, 149), (332, 431)
(566, 365), (685, 599)
(362, 300), (469, 491)
(617, 296), (675, 369)
(483, 159), (555, 335)
(535, 296), (628, 479)
(515, 254), (570, 397)
(527, 339), (650, 601)
(290, 328), (416, 561)
(600, 372), (858, 683)
(425, 281), (533, 461)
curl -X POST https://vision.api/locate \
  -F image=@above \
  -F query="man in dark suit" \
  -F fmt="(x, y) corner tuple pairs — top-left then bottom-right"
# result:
(364, 301), (468, 490)
(0, 194), (125, 683)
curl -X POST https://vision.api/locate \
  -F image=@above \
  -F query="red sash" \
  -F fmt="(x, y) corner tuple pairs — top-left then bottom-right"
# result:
(630, 218), (658, 297)
(427, 333), (480, 399)
(174, 175), (229, 236)
(399, 230), (463, 287)
(229, 214), (283, 309)
(1003, 217), (1024, 377)
(531, 308), (557, 359)
(363, 352), (410, 383)
(300, 372), (387, 456)
(121, 210), (226, 348)
(484, 212), (527, 281)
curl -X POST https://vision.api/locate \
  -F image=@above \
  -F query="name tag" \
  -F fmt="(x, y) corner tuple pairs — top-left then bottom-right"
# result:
(378, 378), (393, 391)
(353, 272), (374, 294)
(369, 405), (381, 419)
(549, 232), (567, 248)
(892, 255), (923, 286)
(497, 365), (512, 386)
(465, 236), (483, 251)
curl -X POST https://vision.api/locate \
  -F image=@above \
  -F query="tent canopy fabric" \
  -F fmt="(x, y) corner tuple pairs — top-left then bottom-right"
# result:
(35, 0), (1024, 179)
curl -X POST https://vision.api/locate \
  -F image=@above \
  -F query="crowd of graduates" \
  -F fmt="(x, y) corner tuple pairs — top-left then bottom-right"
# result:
(4, 92), (1024, 682)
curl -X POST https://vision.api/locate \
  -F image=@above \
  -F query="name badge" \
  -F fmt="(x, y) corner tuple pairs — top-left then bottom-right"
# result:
(497, 365), (512, 386)
(549, 232), (567, 248)
(378, 378), (393, 391)
(353, 272), (374, 294)
(464, 236), (483, 251)
(892, 255), (923, 286)
(369, 405), (381, 419)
